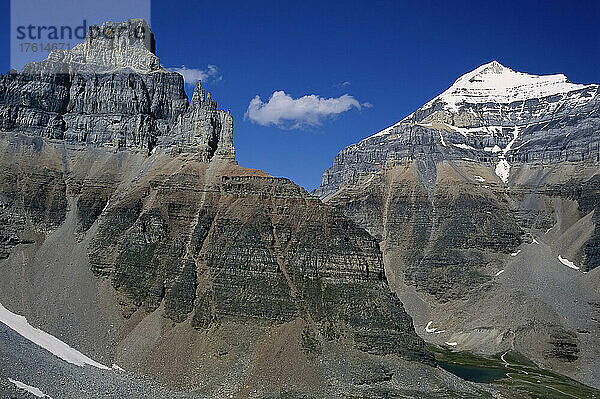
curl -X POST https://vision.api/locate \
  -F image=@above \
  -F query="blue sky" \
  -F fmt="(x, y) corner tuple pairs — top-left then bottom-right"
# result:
(1, 1), (599, 190)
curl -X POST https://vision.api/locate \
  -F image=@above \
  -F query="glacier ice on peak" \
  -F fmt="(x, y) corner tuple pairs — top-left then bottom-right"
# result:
(367, 60), (596, 140)
(424, 60), (590, 111)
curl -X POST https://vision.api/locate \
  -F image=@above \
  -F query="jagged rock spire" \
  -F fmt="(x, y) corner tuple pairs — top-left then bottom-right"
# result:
(169, 81), (235, 160)
(190, 81), (206, 107)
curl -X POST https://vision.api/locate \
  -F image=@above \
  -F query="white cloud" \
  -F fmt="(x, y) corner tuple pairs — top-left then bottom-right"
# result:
(245, 91), (370, 128)
(168, 65), (222, 85)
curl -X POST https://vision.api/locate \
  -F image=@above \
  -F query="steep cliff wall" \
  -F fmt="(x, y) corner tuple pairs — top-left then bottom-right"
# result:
(0, 19), (234, 160)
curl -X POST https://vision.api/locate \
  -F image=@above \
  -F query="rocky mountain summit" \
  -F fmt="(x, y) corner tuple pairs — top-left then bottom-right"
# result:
(316, 61), (599, 197)
(0, 19), (233, 160)
(0, 19), (509, 398)
(315, 61), (600, 388)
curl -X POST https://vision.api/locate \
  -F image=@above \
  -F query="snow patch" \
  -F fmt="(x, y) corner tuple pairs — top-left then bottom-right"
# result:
(512, 139), (532, 151)
(494, 125), (520, 184)
(112, 364), (125, 371)
(532, 238), (540, 245)
(445, 123), (503, 138)
(366, 122), (401, 140)
(473, 175), (486, 183)
(0, 302), (110, 370)
(445, 342), (458, 346)
(494, 270), (505, 276)
(425, 321), (445, 334)
(495, 159), (510, 184)
(484, 145), (502, 153)
(503, 126), (520, 153)
(8, 378), (51, 398)
(558, 255), (579, 270)
(361, 174), (375, 186)
(439, 131), (448, 147)
(510, 250), (521, 256)
(425, 321), (435, 332)
(452, 142), (478, 151)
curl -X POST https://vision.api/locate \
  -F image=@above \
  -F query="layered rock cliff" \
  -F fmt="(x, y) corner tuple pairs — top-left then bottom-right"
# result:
(314, 61), (600, 388)
(0, 19), (503, 398)
(315, 61), (599, 199)
(0, 19), (233, 160)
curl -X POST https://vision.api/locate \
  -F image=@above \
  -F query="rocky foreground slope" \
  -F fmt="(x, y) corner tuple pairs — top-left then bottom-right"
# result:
(314, 61), (600, 388)
(0, 19), (506, 398)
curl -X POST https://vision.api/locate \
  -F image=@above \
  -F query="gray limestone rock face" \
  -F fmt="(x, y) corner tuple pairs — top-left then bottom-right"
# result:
(164, 82), (235, 160)
(315, 61), (600, 271)
(87, 170), (431, 364)
(0, 18), (233, 158)
(314, 61), (600, 389)
(22, 19), (159, 75)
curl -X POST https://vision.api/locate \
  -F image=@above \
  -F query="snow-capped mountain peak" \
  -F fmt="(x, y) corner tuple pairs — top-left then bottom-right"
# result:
(429, 60), (590, 111)
(367, 61), (596, 141)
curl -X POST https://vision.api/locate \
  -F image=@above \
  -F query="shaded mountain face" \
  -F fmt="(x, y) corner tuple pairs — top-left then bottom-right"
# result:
(314, 61), (600, 388)
(0, 19), (503, 398)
